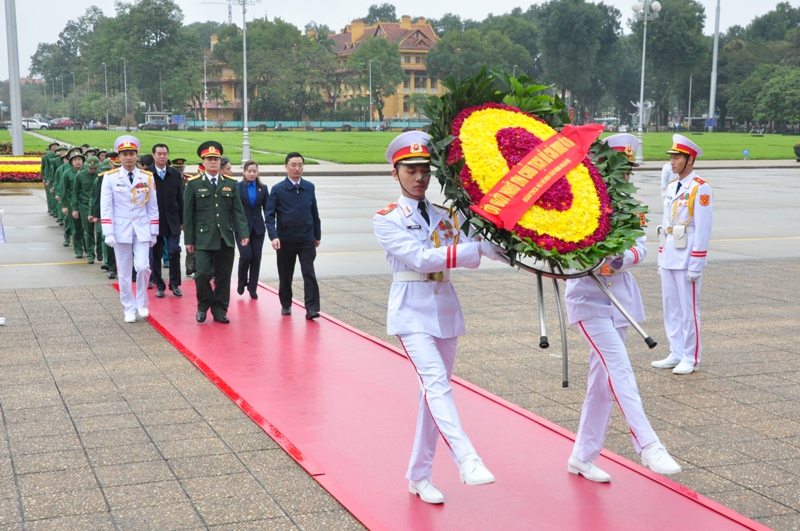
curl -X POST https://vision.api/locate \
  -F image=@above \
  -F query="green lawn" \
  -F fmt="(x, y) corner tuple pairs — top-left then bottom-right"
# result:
(3, 129), (798, 162)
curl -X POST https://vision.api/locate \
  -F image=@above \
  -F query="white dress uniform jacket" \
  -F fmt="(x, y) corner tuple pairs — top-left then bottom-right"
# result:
(100, 167), (160, 243)
(565, 236), (647, 326)
(373, 196), (482, 338)
(658, 171), (713, 273)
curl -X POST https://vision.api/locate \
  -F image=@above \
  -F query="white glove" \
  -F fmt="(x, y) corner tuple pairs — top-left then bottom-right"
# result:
(150, 236), (158, 248)
(479, 240), (507, 262)
(686, 270), (701, 283)
(0, 208), (4, 222)
(104, 235), (115, 248)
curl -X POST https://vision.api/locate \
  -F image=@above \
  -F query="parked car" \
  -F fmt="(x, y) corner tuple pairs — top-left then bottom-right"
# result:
(22, 118), (49, 130)
(138, 119), (171, 131)
(48, 118), (83, 130)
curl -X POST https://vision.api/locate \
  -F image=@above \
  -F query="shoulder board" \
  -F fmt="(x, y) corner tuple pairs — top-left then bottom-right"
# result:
(693, 176), (708, 185)
(105, 168), (120, 177)
(432, 203), (455, 216)
(668, 177), (679, 184)
(140, 169), (153, 176)
(377, 202), (398, 215)
(223, 175), (237, 181)
(187, 174), (202, 182)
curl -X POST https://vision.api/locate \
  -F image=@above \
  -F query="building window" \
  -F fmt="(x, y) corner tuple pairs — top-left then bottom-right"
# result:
(403, 96), (410, 113)
(415, 56), (421, 64)
(414, 76), (427, 92)
(404, 55), (410, 64)
(404, 77), (411, 90)
(429, 77), (438, 93)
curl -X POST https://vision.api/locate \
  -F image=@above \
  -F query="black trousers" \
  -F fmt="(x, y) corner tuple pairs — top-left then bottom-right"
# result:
(237, 230), (265, 295)
(150, 234), (181, 290)
(276, 239), (319, 312)
(194, 243), (235, 317)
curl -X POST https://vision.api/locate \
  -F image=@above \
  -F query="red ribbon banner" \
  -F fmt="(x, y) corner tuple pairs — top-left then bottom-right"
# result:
(469, 123), (605, 230)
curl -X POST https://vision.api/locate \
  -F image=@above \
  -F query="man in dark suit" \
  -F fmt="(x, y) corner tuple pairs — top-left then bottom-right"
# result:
(265, 152), (321, 319)
(236, 160), (269, 299)
(148, 143), (184, 298)
(184, 141), (249, 324)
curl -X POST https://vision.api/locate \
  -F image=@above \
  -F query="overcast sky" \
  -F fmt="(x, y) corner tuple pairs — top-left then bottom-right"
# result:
(0, 0), (789, 78)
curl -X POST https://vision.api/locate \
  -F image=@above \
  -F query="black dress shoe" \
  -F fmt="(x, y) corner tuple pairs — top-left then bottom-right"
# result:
(305, 310), (320, 320)
(237, 283), (245, 295)
(101, 264), (109, 271)
(249, 291), (258, 300)
(212, 314), (230, 324)
(171, 286), (183, 297)
(281, 307), (291, 315)
(155, 288), (165, 298)
(107, 272), (117, 279)
(196, 311), (207, 323)
(148, 281), (154, 289)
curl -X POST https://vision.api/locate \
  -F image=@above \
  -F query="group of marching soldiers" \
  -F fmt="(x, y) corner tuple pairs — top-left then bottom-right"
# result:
(39, 141), (188, 280)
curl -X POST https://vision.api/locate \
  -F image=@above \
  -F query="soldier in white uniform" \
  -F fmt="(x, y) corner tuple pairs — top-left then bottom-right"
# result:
(373, 131), (505, 505)
(565, 134), (681, 482)
(100, 135), (159, 323)
(660, 161), (674, 198)
(652, 135), (712, 374)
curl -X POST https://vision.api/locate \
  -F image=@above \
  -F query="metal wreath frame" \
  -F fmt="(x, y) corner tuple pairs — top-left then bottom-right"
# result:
(500, 254), (658, 388)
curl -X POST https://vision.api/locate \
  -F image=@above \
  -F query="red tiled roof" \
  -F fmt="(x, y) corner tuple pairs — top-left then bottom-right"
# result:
(330, 19), (439, 56)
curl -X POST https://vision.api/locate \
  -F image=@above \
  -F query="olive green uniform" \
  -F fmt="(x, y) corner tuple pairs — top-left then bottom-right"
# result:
(59, 165), (84, 257)
(184, 173), (248, 318)
(74, 168), (101, 262)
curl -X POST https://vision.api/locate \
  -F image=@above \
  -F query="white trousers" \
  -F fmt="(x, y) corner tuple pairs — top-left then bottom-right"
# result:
(572, 318), (658, 463)
(398, 333), (478, 481)
(114, 238), (151, 316)
(660, 268), (702, 366)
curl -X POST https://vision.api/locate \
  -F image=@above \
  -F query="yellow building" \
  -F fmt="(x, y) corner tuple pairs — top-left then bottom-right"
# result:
(199, 34), (243, 124)
(329, 16), (442, 119)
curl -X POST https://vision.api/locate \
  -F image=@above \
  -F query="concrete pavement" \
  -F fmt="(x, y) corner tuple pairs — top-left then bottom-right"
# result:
(0, 163), (799, 529)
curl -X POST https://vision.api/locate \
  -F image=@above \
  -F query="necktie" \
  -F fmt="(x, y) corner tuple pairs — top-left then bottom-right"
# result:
(159, 169), (165, 179)
(128, 172), (133, 184)
(675, 181), (682, 195)
(418, 201), (430, 225)
(294, 182), (300, 193)
(211, 177), (217, 187)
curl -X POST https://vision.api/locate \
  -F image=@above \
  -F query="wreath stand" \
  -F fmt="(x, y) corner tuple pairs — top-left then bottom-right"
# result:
(506, 256), (658, 388)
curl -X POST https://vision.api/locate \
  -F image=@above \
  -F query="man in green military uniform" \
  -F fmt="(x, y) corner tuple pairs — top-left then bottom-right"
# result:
(51, 148), (69, 225)
(74, 155), (102, 264)
(91, 153), (118, 278)
(58, 150), (85, 256)
(41, 142), (60, 217)
(184, 141), (248, 324)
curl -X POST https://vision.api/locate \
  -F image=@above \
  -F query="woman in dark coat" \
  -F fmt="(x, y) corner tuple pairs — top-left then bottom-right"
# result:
(236, 160), (269, 299)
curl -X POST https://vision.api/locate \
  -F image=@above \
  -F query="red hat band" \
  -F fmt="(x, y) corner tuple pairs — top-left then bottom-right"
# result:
(392, 142), (430, 164)
(200, 146), (222, 158)
(671, 143), (697, 158)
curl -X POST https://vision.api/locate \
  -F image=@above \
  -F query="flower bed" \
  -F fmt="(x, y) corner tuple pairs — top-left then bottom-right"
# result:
(425, 69), (646, 271)
(0, 156), (43, 183)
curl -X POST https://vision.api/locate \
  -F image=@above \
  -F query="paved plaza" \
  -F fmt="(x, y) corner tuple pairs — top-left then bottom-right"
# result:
(0, 163), (799, 529)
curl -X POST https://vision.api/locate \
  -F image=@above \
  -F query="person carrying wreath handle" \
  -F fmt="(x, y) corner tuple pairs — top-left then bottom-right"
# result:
(373, 131), (506, 505)
(565, 133), (682, 483)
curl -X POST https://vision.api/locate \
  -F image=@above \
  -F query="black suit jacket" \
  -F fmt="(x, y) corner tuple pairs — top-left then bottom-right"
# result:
(237, 180), (269, 236)
(148, 164), (184, 236)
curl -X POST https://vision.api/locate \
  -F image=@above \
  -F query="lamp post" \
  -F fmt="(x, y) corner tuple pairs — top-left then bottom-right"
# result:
(203, 55), (208, 132)
(632, 0), (661, 164)
(707, 0), (721, 132)
(122, 57), (128, 118)
(513, 64), (517, 77)
(240, 0), (251, 163)
(368, 59), (373, 130)
(102, 62), (109, 127)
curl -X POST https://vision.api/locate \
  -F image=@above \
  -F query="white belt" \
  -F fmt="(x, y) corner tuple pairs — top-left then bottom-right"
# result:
(394, 271), (450, 282)
(666, 226), (695, 234)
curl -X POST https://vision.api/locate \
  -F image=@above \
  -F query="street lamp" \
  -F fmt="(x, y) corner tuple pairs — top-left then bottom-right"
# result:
(241, 0), (251, 163)
(368, 59), (373, 130)
(122, 57), (128, 118)
(513, 64), (517, 77)
(203, 55), (208, 132)
(102, 62), (109, 127)
(632, 0), (661, 164)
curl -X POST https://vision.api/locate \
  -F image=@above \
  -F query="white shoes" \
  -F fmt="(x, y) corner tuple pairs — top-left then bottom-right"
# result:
(672, 361), (699, 374)
(459, 458), (496, 486)
(137, 306), (149, 318)
(651, 356), (680, 369)
(409, 477), (445, 504)
(641, 443), (682, 475)
(567, 455), (611, 483)
(124, 312), (136, 323)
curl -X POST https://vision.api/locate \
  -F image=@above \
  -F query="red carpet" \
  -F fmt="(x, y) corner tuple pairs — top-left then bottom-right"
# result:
(141, 281), (768, 530)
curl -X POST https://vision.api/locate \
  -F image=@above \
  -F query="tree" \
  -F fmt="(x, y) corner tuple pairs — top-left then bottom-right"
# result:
(347, 37), (404, 122)
(481, 12), (542, 79)
(363, 4), (398, 24)
(537, 0), (604, 99)
(754, 67), (800, 125)
(746, 2), (800, 42)
(727, 64), (785, 123)
(426, 29), (532, 83)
